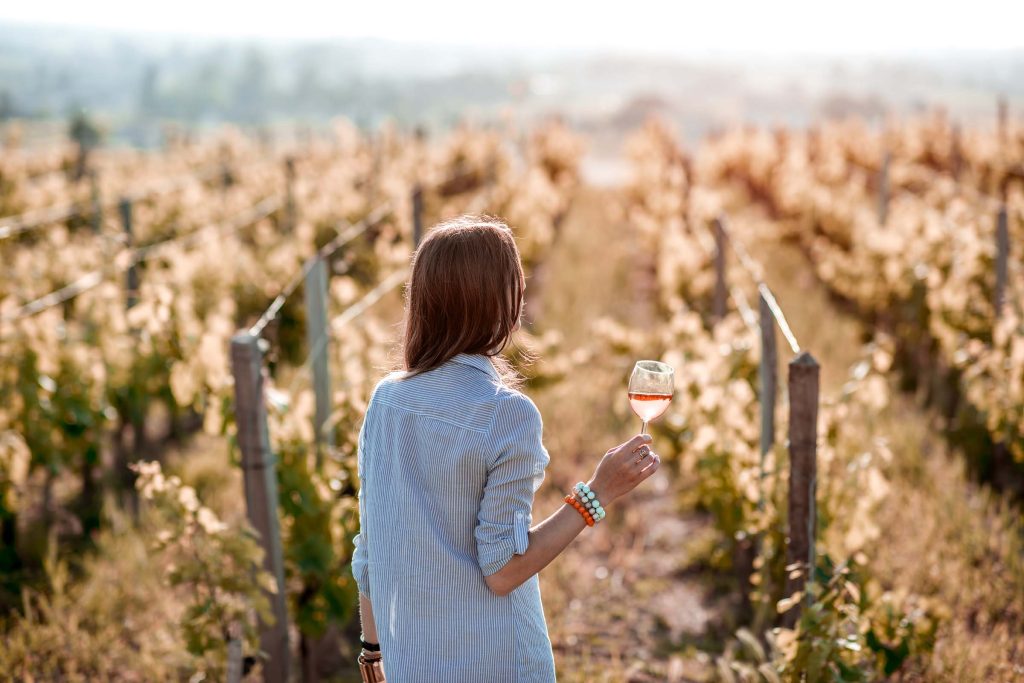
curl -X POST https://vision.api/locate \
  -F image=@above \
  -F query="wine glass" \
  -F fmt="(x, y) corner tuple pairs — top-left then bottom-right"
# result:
(628, 360), (675, 435)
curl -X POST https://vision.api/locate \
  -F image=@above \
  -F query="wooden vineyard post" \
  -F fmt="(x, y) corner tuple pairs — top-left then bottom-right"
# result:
(784, 351), (819, 628)
(304, 255), (334, 462)
(120, 197), (138, 310)
(230, 333), (290, 683)
(878, 151), (890, 226)
(412, 183), (424, 248)
(89, 170), (102, 234)
(221, 161), (235, 191)
(992, 201), (1012, 479)
(712, 216), (727, 323)
(284, 156), (297, 233)
(226, 625), (243, 683)
(994, 203), (1009, 318)
(114, 196), (144, 517)
(758, 287), (778, 509)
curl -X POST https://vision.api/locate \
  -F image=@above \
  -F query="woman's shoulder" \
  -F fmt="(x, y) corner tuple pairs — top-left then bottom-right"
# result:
(490, 386), (544, 433)
(493, 384), (540, 411)
(376, 369), (408, 387)
(366, 370), (406, 405)
(487, 388), (549, 468)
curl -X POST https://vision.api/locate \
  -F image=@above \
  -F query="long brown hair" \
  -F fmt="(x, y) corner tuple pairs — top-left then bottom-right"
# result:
(399, 215), (526, 386)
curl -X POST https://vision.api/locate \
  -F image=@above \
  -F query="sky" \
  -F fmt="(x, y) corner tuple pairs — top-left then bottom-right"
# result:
(2, 0), (1023, 54)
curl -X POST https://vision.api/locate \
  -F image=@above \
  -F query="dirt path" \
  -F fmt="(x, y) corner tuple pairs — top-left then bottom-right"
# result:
(530, 185), (720, 683)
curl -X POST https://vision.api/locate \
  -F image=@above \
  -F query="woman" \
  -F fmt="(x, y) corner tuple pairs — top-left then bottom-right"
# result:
(351, 215), (661, 682)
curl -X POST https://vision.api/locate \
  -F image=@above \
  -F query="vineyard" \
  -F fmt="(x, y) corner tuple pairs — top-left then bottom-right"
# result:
(0, 111), (1022, 682)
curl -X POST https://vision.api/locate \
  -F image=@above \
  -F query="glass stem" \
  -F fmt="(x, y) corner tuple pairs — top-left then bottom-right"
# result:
(640, 420), (648, 435)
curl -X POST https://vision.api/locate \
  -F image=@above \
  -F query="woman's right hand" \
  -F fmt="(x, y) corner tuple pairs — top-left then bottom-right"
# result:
(587, 434), (659, 506)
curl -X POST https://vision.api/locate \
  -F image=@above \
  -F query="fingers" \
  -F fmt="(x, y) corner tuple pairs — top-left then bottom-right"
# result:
(638, 451), (661, 477)
(623, 434), (653, 452)
(592, 441), (661, 505)
(631, 445), (653, 466)
(621, 450), (660, 492)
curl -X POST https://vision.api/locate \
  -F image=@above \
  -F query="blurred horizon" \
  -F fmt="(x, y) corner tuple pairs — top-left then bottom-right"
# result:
(1, 3), (1023, 149)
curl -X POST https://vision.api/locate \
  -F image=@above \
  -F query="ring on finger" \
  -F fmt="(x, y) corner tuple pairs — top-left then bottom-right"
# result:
(638, 450), (657, 465)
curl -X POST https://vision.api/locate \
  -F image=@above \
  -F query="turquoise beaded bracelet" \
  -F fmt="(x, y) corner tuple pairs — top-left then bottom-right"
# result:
(574, 482), (606, 522)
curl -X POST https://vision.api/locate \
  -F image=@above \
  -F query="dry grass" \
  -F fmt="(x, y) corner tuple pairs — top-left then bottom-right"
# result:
(870, 399), (1024, 682)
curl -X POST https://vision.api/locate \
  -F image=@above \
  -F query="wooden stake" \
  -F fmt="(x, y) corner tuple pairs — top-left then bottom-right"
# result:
(784, 351), (819, 627)
(226, 624), (243, 683)
(230, 333), (290, 683)
(995, 203), (1009, 318)
(120, 198), (138, 310)
(284, 156), (297, 233)
(89, 171), (102, 234)
(412, 183), (424, 248)
(758, 288), (778, 508)
(304, 256), (334, 460)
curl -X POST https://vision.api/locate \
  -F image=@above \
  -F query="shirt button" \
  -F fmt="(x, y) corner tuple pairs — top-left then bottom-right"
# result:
(516, 511), (524, 519)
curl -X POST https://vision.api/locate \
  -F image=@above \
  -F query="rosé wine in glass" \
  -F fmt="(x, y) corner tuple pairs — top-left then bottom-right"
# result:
(628, 391), (673, 423)
(628, 360), (674, 434)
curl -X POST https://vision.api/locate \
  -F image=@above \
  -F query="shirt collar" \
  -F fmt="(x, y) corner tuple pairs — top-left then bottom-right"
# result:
(450, 352), (501, 381)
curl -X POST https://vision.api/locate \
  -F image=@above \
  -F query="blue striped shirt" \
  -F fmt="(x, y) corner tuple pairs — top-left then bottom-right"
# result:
(351, 352), (557, 682)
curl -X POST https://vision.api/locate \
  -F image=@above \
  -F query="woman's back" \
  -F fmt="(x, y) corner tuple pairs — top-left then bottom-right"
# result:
(352, 352), (557, 682)
(351, 216), (660, 680)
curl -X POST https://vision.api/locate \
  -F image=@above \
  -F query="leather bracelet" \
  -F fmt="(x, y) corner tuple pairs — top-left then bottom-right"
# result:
(360, 638), (381, 652)
(357, 648), (386, 683)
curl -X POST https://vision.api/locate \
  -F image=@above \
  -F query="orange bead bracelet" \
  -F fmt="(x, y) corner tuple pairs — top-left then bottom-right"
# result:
(564, 494), (595, 526)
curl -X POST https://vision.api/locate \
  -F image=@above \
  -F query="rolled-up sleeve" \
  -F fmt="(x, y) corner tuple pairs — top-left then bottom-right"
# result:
(474, 393), (550, 577)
